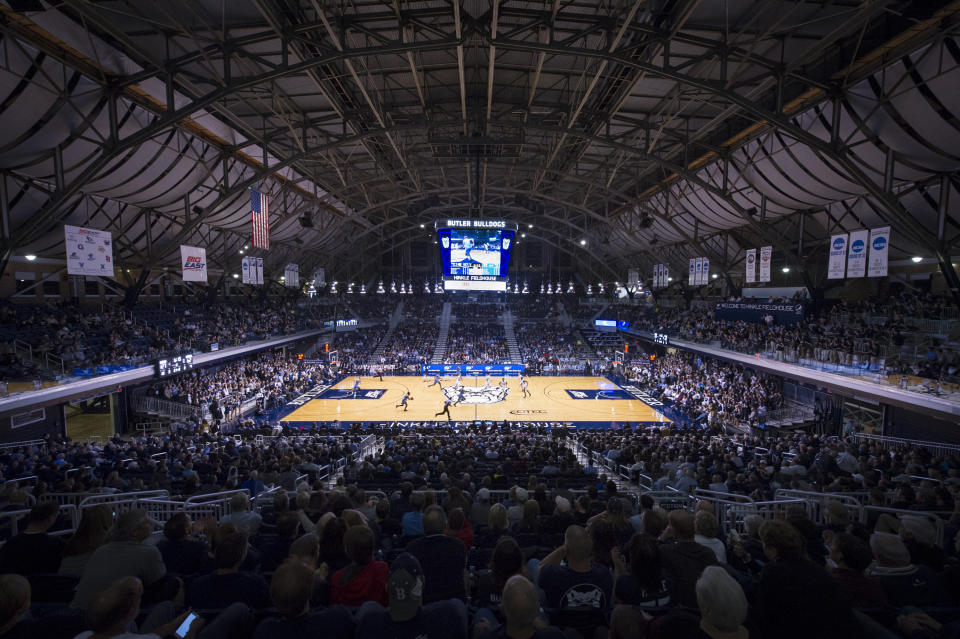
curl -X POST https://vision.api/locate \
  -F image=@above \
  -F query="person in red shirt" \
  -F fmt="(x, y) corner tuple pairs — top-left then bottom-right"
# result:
(329, 524), (388, 606)
(446, 507), (475, 552)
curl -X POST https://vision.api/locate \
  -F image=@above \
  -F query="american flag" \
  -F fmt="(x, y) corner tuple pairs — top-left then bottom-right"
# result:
(251, 189), (270, 250)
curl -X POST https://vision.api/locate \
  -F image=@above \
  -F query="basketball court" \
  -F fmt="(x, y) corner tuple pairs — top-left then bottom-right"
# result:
(281, 375), (670, 427)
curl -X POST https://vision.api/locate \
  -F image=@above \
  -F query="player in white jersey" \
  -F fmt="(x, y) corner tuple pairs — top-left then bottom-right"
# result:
(483, 375), (492, 390)
(520, 377), (530, 398)
(456, 373), (463, 386)
(499, 377), (508, 389)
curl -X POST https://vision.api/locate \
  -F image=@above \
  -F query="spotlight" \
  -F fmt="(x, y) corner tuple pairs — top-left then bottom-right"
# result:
(24, 254), (37, 261)
(911, 256), (923, 263)
(782, 267), (790, 273)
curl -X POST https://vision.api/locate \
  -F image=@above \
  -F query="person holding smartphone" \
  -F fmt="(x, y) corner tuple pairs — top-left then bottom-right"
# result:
(73, 576), (252, 639)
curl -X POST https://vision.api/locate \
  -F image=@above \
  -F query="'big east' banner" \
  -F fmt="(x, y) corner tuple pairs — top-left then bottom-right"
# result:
(180, 245), (207, 282)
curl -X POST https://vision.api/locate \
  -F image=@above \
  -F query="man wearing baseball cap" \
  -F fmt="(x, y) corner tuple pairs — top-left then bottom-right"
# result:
(355, 553), (467, 639)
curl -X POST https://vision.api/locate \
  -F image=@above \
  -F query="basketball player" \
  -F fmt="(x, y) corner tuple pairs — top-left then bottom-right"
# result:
(435, 397), (454, 421)
(351, 377), (362, 398)
(456, 372), (463, 387)
(453, 382), (466, 406)
(499, 377), (508, 390)
(376, 366), (384, 381)
(395, 391), (411, 411)
(483, 375), (493, 391)
(520, 376), (530, 398)
(425, 373), (442, 388)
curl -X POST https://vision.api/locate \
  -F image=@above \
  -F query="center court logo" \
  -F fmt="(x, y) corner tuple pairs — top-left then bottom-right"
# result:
(443, 385), (509, 405)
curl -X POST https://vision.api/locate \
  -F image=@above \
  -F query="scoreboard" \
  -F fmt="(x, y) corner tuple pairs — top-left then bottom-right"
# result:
(437, 219), (516, 291)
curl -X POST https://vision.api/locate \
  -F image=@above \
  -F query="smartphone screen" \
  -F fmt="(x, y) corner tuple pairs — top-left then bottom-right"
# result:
(175, 612), (199, 639)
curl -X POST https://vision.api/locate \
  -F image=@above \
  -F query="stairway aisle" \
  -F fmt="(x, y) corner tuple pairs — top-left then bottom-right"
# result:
(430, 302), (452, 364)
(503, 310), (523, 364)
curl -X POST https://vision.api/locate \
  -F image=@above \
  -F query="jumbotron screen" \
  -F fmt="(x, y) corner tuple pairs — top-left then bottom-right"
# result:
(437, 221), (514, 291)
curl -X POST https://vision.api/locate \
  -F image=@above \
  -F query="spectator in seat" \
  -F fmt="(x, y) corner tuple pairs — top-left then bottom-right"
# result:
(241, 471), (267, 498)
(446, 507), (474, 552)
(477, 504), (510, 549)
(471, 488), (492, 527)
(261, 512), (302, 573)
(900, 515), (946, 571)
(544, 497), (574, 535)
(613, 534), (670, 610)
(867, 532), (942, 607)
(330, 524), (388, 607)
(59, 505), (113, 577)
(828, 533), (887, 608)
(375, 499), (401, 538)
(157, 513), (208, 577)
(658, 510), (718, 608)
(695, 566), (749, 639)
(77, 575), (250, 639)
(253, 558), (354, 639)
(537, 525), (612, 612)
(694, 511), (726, 564)
(317, 516), (349, 575)
(0, 574), (31, 639)
(475, 575), (566, 639)
(756, 520), (861, 639)
(401, 492), (426, 537)
(187, 532), (269, 610)
(406, 505), (467, 603)
(354, 553), (467, 639)
(474, 537), (526, 611)
(71, 510), (169, 610)
(220, 493), (261, 537)
(0, 502), (64, 576)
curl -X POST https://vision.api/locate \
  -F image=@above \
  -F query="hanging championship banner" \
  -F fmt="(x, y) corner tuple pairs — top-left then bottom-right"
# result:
(241, 256), (252, 284)
(689, 258), (696, 286)
(285, 263), (299, 288)
(759, 246), (772, 282)
(655, 264), (662, 288)
(255, 257), (264, 285)
(827, 234), (847, 280)
(701, 258), (710, 285)
(65, 225), (113, 276)
(846, 230), (868, 278)
(662, 264), (669, 287)
(745, 249), (756, 284)
(628, 269), (638, 291)
(180, 245), (207, 282)
(868, 227), (890, 277)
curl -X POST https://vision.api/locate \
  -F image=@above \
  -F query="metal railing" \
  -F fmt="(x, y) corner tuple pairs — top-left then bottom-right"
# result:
(0, 439), (47, 451)
(133, 394), (199, 421)
(848, 433), (960, 457)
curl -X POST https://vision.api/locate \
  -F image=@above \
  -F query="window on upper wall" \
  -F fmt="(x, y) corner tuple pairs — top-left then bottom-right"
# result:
(43, 279), (60, 296)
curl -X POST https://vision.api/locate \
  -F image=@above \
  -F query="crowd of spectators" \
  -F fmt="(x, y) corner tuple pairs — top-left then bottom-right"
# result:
(374, 320), (437, 369)
(634, 301), (959, 384)
(3, 422), (960, 639)
(444, 322), (511, 364)
(451, 303), (504, 321)
(516, 322), (592, 373)
(145, 351), (337, 426)
(0, 300), (314, 383)
(626, 352), (785, 430)
(401, 296), (444, 318)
